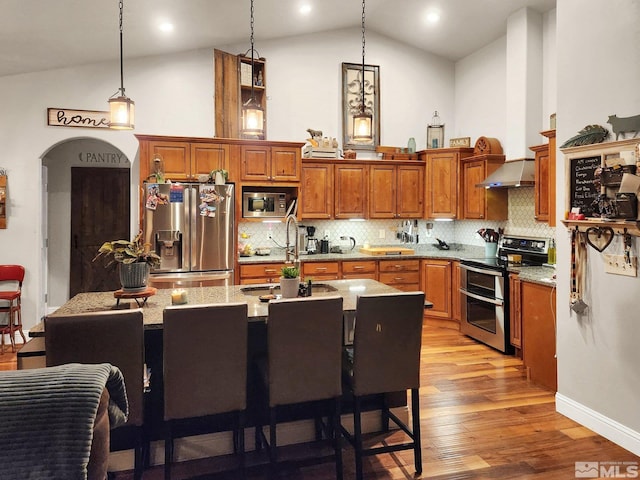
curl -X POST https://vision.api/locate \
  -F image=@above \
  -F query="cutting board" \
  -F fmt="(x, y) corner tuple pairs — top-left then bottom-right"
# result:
(359, 246), (415, 256)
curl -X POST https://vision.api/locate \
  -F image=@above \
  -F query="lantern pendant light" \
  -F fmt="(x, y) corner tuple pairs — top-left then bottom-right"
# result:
(241, 0), (264, 138)
(109, 0), (135, 130)
(352, 0), (372, 141)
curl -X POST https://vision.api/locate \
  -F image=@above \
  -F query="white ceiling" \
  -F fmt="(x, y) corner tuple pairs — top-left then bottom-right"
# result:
(1, 0), (556, 78)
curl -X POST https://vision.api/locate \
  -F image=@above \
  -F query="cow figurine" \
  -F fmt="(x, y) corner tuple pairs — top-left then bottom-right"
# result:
(607, 114), (640, 139)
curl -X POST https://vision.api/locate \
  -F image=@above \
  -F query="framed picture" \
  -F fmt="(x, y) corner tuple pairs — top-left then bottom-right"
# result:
(342, 62), (380, 151)
(427, 124), (445, 149)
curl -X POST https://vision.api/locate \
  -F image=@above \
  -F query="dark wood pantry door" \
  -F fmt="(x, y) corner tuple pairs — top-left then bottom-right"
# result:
(69, 167), (130, 297)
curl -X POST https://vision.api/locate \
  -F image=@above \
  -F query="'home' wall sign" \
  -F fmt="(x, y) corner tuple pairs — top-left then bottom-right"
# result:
(47, 108), (110, 129)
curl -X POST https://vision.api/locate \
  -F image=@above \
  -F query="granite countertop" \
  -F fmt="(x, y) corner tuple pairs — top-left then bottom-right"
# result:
(240, 243), (557, 287)
(240, 243), (486, 263)
(36, 279), (413, 333)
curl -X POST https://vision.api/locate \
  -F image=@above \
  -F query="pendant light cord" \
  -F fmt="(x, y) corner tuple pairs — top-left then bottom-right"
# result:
(118, 0), (125, 96)
(250, 0), (255, 101)
(361, 0), (366, 113)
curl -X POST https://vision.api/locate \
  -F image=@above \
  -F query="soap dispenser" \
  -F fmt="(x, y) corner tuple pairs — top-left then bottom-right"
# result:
(547, 238), (556, 265)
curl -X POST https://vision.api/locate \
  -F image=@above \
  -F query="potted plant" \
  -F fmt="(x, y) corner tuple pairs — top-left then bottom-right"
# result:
(279, 265), (300, 298)
(210, 168), (229, 185)
(93, 231), (161, 291)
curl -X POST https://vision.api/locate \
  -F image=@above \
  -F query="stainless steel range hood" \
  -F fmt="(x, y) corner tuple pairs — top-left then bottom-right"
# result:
(476, 158), (535, 188)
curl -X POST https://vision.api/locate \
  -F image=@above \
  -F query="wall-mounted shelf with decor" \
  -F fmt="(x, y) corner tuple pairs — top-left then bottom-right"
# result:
(562, 138), (640, 236)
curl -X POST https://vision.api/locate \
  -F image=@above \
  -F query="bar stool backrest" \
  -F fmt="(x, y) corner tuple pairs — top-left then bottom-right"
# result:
(45, 309), (145, 426)
(268, 295), (344, 407)
(163, 302), (248, 420)
(351, 292), (425, 397)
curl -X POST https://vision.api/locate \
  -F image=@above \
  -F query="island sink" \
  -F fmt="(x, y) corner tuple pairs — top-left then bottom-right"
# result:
(240, 283), (338, 297)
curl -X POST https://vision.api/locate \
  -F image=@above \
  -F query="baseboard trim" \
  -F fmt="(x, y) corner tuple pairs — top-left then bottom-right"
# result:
(556, 393), (640, 456)
(109, 406), (408, 471)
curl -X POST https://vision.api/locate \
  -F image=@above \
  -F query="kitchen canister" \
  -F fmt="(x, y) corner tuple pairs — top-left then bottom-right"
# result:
(485, 242), (498, 258)
(408, 137), (416, 154)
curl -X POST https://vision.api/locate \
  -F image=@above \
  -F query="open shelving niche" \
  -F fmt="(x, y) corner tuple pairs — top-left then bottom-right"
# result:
(562, 138), (640, 236)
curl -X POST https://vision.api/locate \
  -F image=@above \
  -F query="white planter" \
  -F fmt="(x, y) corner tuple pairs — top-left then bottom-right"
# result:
(215, 172), (225, 185)
(279, 277), (300, 298)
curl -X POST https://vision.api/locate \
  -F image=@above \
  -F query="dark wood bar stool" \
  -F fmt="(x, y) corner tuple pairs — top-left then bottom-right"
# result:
(256, 295), (344, 479)
(163, 302), (248, 480)
(45, 309), (146, 480)
(340, 291), (425, 480)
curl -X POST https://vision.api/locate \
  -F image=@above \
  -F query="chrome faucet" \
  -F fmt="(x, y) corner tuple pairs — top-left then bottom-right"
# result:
(285, 213), (301, 271)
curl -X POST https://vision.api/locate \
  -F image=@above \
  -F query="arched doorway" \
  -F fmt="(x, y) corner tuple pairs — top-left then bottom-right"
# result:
(42, 137), (131, 310)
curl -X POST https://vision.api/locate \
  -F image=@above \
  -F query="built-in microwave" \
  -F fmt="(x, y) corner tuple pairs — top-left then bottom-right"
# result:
(242, 191), (288, 218)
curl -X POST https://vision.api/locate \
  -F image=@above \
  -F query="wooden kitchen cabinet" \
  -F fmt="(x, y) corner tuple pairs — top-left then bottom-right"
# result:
(137, 138), (229, 182)
(530, 129), (556, 226)
(509, 273), (522, 350)
(379, 259), (420, 292)
(460, 154), (508, 220)
(451, 261), (462, 324)
(334, 164), (368, 219)
(421, 260), (452, 319)
(300, 162), (333, 219)
(522, 281), (557, 391)
(240, 145), (300, 183)
(239, 262), (287, 284)
(214, 49), (267, 140)
(421, 147), (475, 219)
(342, 260), (377, 280)
(368, 164), (424, 219)
(302, 261), (340, 281)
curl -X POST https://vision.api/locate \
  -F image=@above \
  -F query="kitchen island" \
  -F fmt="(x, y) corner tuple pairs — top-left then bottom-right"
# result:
(32, 279), (428, 470)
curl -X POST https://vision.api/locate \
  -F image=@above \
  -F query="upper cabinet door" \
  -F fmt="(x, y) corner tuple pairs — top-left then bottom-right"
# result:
(461, 159), (486, 219)
(396, 165), (424, 218)
(149, 142), (190, 181)
(240, 146), (271, 181)
(300, 162), (333, 219)
(271, 146), (300, 182)
(334, 164), (368, 219)
(191, 143), (229, 178)
(426, 151), (458, 219)
(368, 164), (396, 218)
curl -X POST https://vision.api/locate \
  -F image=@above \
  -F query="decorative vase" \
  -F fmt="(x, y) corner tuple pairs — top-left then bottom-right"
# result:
(119, 262), (150, 292)
(279, 276), (300, 298)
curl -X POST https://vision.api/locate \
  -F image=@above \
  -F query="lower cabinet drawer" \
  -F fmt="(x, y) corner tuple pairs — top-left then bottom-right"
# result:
(379, 271), (420, 285)
(342, 260), (377, 275)
(379, 259), (420, 273)
(343, 273), (377, 280)
(303, 262), (340, 276)
(239, 263), (286, 284)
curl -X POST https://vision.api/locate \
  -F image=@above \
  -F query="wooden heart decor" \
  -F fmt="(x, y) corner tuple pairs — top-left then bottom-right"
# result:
(585, 226), (614, 252)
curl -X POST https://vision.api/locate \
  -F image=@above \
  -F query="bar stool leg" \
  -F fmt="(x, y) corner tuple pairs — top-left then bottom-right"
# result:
(411, 388), (422, 475)
(353, 396), (364, 480)
(333, 397), (343, 480)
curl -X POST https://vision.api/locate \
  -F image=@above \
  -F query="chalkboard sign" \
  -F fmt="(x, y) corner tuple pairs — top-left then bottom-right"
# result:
(569, 155), (601, 217)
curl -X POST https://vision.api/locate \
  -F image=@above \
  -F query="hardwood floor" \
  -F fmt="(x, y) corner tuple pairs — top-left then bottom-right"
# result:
(3, 326), (638, 479)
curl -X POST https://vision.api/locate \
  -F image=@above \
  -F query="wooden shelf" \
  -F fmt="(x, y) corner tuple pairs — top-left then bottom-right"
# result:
(562, 219), (640, 236)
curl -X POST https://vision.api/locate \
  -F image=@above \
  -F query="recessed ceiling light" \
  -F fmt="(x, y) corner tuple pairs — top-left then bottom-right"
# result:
(158, 22), (174, 33)
(299, 4), (312, 15)
(426, 11), (440, 24)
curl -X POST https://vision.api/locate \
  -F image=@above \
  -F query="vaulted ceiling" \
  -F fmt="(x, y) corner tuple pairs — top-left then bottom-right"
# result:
(1, 0), (555, 78)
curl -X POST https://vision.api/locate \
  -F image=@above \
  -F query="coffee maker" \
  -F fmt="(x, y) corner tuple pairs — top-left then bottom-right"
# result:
(305, 226), (318, 254)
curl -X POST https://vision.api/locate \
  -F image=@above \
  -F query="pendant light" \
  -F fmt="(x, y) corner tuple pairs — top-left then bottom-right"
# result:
(241, 0), (264, 138)
(352, 0), (372, 141)
(108, 0), (135, 130)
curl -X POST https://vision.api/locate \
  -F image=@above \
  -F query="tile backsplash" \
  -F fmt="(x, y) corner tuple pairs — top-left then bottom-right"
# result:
(238, 187), (556, 249)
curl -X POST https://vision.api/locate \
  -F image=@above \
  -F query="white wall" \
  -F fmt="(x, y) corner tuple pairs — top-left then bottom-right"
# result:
(555, 0), (640, 454)
(220, 28), (455, 150)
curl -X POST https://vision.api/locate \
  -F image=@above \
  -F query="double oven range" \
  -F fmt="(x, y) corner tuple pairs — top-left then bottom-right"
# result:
(459, 235), (550, 353)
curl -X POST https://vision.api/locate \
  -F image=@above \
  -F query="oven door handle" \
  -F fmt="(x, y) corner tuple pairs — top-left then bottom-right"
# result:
(460, 264), (503, 277)
(460, 288), (504, 306)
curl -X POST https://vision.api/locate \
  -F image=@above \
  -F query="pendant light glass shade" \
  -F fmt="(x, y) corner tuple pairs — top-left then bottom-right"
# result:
(109, 95), (135, 130)
(109, 0), (134, 130)
(242, 97), (264, 137)
(241, 0), (264, 138)
(352, 112), (372, 141)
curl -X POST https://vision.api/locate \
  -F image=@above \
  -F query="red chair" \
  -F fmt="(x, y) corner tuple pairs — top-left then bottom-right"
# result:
(0, 265), (26, 353)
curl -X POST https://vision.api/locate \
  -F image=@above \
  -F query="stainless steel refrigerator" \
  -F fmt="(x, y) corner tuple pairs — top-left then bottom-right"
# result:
(143, 182), (235, 288)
